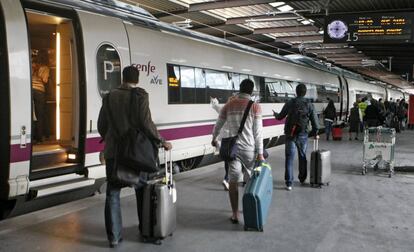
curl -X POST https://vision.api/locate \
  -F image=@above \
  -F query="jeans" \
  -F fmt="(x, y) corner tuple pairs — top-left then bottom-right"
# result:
(324, 120), (333, 140)
(285, 133), (308, 186)
(105, 159), (146, 243)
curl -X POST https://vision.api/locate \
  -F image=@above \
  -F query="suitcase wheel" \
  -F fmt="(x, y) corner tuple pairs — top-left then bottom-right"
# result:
(143, 237), (162, 245)
(326, 182), (330, 186)
(259, 227), (264, 232)
(244, 226), (248, 231)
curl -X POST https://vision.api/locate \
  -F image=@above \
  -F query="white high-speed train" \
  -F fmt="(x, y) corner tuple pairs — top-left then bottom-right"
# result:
(0, 0), (407, 217)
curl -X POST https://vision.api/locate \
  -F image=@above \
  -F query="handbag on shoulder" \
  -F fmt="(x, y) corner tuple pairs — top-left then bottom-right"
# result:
(219, 100), (254, 161)
(105, 89), (160, 187)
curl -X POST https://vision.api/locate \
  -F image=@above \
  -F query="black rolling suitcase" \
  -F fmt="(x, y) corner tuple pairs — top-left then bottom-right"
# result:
(310, 139), (331, 187)
(141, 150), (177, 244)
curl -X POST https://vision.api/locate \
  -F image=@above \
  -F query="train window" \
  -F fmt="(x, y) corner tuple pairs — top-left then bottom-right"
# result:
(233, 73), (249, 91)
(168, 64), (180, 104)
(96, 44), (121, 97)
(305, 83), (318, 102)
(263, 78), (295, 103)
(205, 69), (232, 103)
(315, 84), (340, 103)
(167, 64), (265, 104)
(194, 68), (207, 103)
(180, 66), (195, 103)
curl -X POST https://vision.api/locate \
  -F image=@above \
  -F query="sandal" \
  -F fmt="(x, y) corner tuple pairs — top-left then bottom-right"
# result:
(230, 217), (239, 224)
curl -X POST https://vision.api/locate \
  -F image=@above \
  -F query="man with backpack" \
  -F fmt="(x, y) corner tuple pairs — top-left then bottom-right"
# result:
(273, 84), (319, 191)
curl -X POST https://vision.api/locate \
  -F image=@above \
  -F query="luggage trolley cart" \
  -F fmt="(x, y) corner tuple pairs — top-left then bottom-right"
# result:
(362, 127), (396, 177)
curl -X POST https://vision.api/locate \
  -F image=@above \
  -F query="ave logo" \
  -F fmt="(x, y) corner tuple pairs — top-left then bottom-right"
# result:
(151, 75), (162, 85)
(134, 61), (162, 85)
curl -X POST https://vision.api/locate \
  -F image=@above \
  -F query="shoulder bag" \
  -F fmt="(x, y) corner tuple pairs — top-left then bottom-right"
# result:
(219, 100), (254, 161)
(106, 90), (160, 187)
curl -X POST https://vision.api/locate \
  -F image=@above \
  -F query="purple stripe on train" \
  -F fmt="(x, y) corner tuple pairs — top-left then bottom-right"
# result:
(10, 144), (31, 163)
(10, 118), (285, 162)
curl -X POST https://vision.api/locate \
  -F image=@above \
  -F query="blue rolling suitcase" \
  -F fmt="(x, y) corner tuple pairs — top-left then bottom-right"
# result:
(242, 162), (273, 232)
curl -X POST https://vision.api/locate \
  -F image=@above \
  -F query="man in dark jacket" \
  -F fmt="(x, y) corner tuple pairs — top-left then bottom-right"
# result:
(273, 84), (319, 191)
(364, 99), (380, 127)
(98, 66), (172, 248)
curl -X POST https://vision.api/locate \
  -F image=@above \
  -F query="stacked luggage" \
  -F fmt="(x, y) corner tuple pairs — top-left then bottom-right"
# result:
(243, 162), (273, 232)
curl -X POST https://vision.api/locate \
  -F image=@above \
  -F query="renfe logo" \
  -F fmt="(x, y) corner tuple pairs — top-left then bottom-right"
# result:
(133, 61), (162, 85)
(135, 61), (155, 76)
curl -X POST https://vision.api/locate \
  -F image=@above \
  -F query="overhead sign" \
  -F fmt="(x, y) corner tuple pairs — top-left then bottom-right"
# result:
(324, 12), (414, 44)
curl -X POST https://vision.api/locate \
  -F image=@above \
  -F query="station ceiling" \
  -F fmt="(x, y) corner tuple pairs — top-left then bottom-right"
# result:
(120, 0), (414, 90)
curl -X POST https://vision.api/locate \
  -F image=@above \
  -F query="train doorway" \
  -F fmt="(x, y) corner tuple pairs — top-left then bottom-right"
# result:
(0, 4), (10, 199)
(26, 9), (83, 179)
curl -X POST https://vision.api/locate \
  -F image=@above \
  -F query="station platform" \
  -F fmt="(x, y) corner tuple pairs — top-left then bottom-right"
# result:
(0, 131), (413, 252)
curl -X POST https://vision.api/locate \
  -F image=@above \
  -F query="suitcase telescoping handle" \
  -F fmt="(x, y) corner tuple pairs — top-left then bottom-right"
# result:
(164, 149), (173, 186)
(313, 138), (319, 151)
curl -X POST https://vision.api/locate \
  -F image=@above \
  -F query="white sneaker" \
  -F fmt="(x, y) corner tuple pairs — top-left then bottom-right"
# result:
(222, 180), (229, 191)
(286, 186), (292, 191)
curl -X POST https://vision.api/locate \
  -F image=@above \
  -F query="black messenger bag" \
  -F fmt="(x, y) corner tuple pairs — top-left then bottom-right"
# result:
(105, 90), (160, 186)
(219, 100), (254, 161)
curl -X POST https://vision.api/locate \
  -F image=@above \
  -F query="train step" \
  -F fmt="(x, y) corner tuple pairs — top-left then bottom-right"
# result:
(30, 163), (83, 180)
(29, 177), (95, 198)
(32, 144), (70, 169)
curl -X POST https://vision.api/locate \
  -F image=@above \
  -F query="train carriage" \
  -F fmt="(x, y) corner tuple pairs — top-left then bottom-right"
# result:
(0, 0), (398, 218)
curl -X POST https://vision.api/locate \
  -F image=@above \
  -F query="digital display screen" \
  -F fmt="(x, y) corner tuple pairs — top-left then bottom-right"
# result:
(324, 12), (414, 44)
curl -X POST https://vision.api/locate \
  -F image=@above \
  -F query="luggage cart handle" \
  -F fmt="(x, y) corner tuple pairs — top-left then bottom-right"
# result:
(313, 138), (319, 151)
(164, 149), (173, 186)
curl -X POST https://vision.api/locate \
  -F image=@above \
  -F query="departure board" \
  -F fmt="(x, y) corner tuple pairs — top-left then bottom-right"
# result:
(324, 12), (414, 44)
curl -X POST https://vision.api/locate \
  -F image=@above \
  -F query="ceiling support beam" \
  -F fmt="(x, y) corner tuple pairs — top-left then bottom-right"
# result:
(226, 13), (298, 25)
(317, 53), (365, 58)
(254, 25), (318, 34)
(330, 57), (367, 61)
(275, 35), (322, 42)
(306, 48), (358, 54)
(190, 21), (226, 30)
(153, 9), (189, 18)
(188, 0), (314, 12)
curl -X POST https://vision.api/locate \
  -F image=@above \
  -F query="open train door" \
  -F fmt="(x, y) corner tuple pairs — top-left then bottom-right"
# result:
(339, 76), (350, 121)
(75, 9), (130, 177)
(0, 0), (31, 215)
(17, 2), (91, 192)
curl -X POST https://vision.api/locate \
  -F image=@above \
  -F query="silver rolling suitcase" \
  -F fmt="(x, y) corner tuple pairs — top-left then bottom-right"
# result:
(142, 150), (177, 244)
(310, 139), (331, 187)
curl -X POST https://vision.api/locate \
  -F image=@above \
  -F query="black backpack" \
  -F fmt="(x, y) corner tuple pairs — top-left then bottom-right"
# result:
(288, 98), (310, 136)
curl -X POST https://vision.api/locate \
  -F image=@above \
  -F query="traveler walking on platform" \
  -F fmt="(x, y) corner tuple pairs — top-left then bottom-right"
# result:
(323, 100), (336, 141)
(211, 96), (234, 191)
(349, 102), (361, 140)
(397, 99), (408, 130)
(212, 79), (264, 224)
(273, 84), (319, 191)
(98, 66), (172, 248)
(364, 99), (380, 127)
(358, 97), (368, 131)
